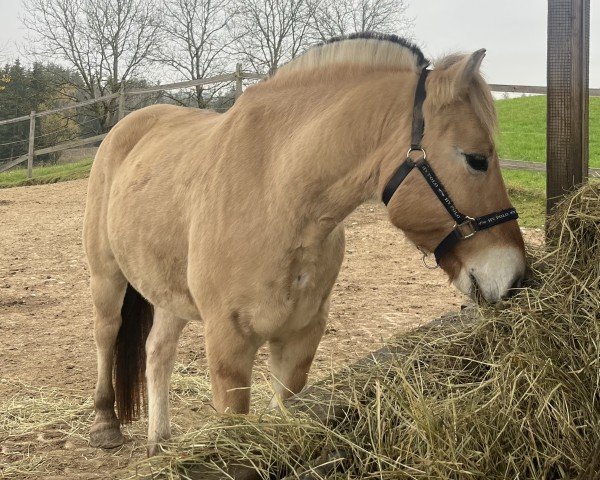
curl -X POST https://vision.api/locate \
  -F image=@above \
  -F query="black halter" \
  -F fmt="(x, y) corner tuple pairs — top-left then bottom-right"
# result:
(382, 69), (519, 265)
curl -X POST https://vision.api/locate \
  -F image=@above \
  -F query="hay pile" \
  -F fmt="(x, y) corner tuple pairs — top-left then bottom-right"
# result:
(152, 183), (600, 480)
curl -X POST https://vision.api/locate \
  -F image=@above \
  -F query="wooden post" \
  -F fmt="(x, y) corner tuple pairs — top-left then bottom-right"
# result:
(546, 0), (590, 215)
(118, 88), (126, 121)
(234, 63), (243, 101)
(27, 111), (36, 179)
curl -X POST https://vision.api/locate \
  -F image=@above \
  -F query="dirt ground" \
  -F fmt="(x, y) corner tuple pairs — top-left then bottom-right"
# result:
(0, 179), (534, 478)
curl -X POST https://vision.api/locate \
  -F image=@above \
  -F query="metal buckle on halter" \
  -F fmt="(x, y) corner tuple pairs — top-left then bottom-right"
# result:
(454, 216), (477, 239)
(406, 147), (427, 161)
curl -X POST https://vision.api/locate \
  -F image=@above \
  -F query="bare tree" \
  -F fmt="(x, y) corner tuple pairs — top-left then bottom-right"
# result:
(158, 0), (235, 108)
(233, 0), (412, 75)
(234, 0), (314, 74)
(22, 0), (162, 131)
(310, 0), (413, 42)
(0, 44), (8, 64)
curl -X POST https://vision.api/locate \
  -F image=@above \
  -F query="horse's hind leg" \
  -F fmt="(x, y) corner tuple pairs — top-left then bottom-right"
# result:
(89, 269), (127, 448)
(268, 298), (329, 406)
(145, 308), (187, 456)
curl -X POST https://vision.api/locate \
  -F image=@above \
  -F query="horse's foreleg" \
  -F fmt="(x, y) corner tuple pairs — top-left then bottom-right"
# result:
(146, 308), (187, 456)
(205, 317), (260, 414)
(268, 299), (329, 406)
(89, 272), (127, 448)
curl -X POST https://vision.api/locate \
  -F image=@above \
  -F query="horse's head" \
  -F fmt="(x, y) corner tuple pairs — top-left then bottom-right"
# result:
(384, 50), (526, 302)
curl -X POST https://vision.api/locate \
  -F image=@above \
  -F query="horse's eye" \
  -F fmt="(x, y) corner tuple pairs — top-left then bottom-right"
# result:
(465, 153), (488, 172)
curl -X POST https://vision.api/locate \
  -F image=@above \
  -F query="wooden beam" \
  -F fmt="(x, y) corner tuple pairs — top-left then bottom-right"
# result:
(0, 155), (28, 173)
(546, 0), (590, 213)
(0, 135), (106, 174)
(489, 84), (599, 96)
(118, 89), (126, 121)
(27, 111), (36, 179)
(235, 63), (243, 101)
(127, 73), (237, 95)
(35, 93), (120, 118)
(241, 72), (266, 81)
(500, 158), (600, 177)
(33, 134), (107, 157)
(490, 84), (548, 95)
(0, 114), (31, 126)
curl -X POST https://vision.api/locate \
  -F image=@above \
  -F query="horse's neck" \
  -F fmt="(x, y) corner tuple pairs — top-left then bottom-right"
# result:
(260, 69), (415, 244)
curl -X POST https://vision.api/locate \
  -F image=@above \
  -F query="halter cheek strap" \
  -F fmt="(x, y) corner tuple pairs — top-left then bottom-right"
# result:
(382, 68), (519, 265)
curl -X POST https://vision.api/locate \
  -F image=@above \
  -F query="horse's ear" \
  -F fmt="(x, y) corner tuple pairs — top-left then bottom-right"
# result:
(451, 49), (486, 94)
(429, 49), (486, 105)
(460, 49), (486, 86)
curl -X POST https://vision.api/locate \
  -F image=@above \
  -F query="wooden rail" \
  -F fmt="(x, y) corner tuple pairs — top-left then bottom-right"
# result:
(127, 73), (237, 95)
(0, 93), (121, 126)
(0, 134), (108, 174)
(499, 158), (600, 178)
(0, 69), (598, 176)
(36, 93), (120, 119)
(490, 83), (600, 96)
(0, 113), (32, 126)
(33, 134), (108, 157)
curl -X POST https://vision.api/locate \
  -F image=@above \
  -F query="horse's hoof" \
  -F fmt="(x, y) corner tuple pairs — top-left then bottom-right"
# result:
(147, 444), (160, 457)
(89, 421), (124, 448)
(147, 435), (170, 457)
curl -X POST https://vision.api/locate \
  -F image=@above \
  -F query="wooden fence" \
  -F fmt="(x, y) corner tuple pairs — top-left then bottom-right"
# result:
(0, 64), (263, 176)
(0, 67), (598, 177)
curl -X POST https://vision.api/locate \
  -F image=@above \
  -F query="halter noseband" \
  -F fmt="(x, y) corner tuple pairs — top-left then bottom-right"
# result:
(382, 68), (519, 265)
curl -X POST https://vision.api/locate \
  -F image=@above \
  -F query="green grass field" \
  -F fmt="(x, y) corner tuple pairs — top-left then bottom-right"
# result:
(496, 95), (600, 168)
(0, 158), (93, 189)
(502, 170), (545, 228)
(1, 96), (598, 228)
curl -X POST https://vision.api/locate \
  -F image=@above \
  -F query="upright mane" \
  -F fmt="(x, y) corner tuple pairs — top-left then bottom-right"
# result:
(275, 32), (429, 77)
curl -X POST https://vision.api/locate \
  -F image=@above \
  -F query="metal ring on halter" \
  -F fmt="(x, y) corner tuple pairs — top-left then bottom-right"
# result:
(406, 147), (426, 161)
(417, 246), (438, 269)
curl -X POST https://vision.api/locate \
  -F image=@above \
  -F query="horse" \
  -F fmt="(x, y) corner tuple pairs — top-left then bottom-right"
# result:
(83, 33), (526, 455)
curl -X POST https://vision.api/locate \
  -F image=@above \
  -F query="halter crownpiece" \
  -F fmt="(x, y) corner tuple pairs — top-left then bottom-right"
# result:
(382, 68), (519, 265)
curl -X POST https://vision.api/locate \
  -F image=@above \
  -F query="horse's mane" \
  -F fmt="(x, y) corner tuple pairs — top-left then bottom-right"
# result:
(275, 32), (429, 77)
(271, 32), (496, 142)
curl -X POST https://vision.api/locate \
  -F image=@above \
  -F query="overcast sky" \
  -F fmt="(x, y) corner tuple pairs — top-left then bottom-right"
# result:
(0, 0), (598, 86)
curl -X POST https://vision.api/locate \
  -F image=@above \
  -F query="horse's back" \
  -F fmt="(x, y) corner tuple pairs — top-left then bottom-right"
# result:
(92, 104), (219, 172)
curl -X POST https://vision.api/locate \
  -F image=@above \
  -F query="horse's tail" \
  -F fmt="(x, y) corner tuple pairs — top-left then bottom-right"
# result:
(114, 283), (154, 424)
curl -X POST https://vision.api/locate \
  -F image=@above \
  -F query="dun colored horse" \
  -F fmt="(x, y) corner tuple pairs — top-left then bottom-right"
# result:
(83, 33), (525, 454)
